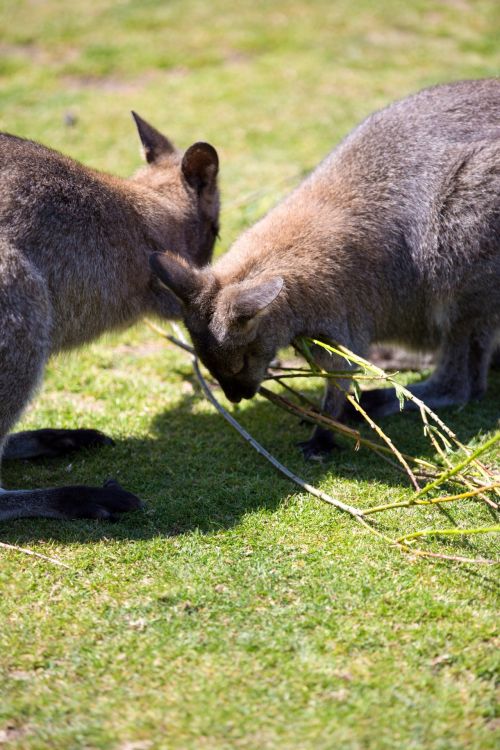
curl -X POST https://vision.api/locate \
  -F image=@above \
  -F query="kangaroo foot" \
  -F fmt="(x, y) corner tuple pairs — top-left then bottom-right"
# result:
(56, 479), (143, 521)
(3, 428), (114, 461)
(0, 479), (143, 522)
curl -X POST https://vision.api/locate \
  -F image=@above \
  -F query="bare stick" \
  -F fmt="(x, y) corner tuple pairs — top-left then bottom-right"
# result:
(269, 378), (322, 411)
(405, 550), (496, 565)
(192, 359), (365, 519)
(145, 319), (195, 354)
(341, 388), (420, 491)
(0, 541), (71, 569)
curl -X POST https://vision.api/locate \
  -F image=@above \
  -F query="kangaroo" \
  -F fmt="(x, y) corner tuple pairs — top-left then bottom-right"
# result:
(150, 79), (500, 458)
(0, 114), (219, 520)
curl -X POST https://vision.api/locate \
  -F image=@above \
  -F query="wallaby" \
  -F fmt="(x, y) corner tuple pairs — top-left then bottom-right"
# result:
(0, 114), (219, 520)
(150, 79), (500, 458)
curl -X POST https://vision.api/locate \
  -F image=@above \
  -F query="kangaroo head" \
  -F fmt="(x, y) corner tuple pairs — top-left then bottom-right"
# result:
(150, 252), (285, 402)
(131, 112), (219, 266)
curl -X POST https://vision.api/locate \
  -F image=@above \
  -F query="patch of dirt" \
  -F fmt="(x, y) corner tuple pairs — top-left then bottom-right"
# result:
(0, 42), (79, 67)
(61, 66), (188, 93)
(0, 722), (29, 745)
(60, 73), (156, 94)
(0, 41), (46, 63)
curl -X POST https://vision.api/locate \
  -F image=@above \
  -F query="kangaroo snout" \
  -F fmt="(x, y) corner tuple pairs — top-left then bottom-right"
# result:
(220, 379), (259, 403)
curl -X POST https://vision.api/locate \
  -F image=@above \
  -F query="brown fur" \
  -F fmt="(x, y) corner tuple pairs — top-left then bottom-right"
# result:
(0, 114), (219, 519)
(151, 79), (500, 457)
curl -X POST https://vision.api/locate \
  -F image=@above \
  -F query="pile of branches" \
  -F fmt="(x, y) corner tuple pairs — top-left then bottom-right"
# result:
(151, 322), (500, 565)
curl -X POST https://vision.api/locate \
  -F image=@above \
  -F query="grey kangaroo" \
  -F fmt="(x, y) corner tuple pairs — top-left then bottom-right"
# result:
(0, 114), (219, 519)
(150, 79), (500, 457)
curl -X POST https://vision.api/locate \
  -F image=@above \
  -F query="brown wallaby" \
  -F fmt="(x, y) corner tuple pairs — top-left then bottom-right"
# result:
(150, 79), (500, 458)
(0, 114), (219, 520)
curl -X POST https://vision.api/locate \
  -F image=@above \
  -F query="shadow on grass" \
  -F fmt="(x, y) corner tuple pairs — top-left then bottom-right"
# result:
(1, 372), (498, 554)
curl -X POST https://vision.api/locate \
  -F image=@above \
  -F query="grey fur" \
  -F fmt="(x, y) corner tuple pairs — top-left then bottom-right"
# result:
(151, 79), (500, 457)
(0, 116), (219, 519)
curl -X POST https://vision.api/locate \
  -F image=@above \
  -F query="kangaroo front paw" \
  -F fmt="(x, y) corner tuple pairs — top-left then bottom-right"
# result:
(298, 428), (337, 461)
(55, 479), (144, 521)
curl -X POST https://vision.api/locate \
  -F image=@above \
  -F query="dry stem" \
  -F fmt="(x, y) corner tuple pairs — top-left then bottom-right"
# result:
(0, 541), (71, 569)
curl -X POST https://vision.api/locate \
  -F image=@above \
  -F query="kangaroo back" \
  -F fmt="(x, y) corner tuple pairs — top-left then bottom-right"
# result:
(0, 115), (220, 521)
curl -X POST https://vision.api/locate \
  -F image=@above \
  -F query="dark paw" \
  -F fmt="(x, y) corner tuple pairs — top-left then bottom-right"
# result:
(55, 479), (143, 521)
(298, 429), (337, 460)
(4, 428), (114, 460)
(39, 428), (115, 456)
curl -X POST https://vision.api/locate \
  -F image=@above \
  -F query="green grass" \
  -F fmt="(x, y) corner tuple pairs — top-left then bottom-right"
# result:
(0, 1), (499, 747)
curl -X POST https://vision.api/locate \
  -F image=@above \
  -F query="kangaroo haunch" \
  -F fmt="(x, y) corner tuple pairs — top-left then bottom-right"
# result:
(151, 79), (500, 458)
(0, 115), (219, 520)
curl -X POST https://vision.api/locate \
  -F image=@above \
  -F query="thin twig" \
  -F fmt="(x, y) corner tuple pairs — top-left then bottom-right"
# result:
(397, 525), (500, 544)
(193, 360), (365, 519)
(145, 319), (195, 354)
(259, 385), (435, 471)
(341, 388), (420, 491)
(307, 338), (500, 495)
(0, 541), (71, 569)
(364, 482), (500, 516)
(404, 550), (496, 565)
(416, 433), (500, 498)
(270, 378), (322, 411)
(266, 371), (377, 381)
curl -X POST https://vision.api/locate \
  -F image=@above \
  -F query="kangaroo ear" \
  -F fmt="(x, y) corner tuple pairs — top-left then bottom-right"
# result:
(131, 112), (175, 164)
(231, 277), (284, 321)
(150, 252), (201, 304)
(182, 142), (219, 193)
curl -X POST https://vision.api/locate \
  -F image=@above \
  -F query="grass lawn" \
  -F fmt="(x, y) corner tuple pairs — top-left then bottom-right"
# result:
(0, 1), (499, 748)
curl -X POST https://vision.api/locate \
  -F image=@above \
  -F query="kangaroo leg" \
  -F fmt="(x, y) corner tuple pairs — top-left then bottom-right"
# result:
(3, 428), (114, 461)
(468, 327), (495, 401)
(0, 250), (142, 522)
(298, 343), (355, 459)
(298, 382), (343, 459)
(491, 346), (500, 370)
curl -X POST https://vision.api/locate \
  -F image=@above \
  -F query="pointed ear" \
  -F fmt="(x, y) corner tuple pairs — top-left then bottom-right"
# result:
(131, 111), (175, 164)
(149, 252), (200, 304)
(231, 277), (284, 321)
(182, 142), (219, 193)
